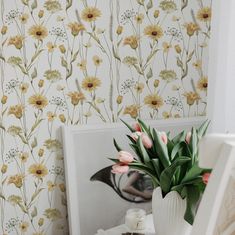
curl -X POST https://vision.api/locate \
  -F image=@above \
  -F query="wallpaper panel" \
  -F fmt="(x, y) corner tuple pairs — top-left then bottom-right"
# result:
(0, 0), (211, 234)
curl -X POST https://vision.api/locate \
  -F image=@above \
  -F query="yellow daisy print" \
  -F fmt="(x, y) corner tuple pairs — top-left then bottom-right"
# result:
(197, 77), (208, 91)
(19, 152), (29, 163)
(47, 42), (57, 52)
(135, 14), (144, 24)
(81, 7), (101, 22)
(19, 221), (29, 233)
(135, 82), (145, 93)
(193, 60), (202, 69)
(197, 7), (212, 22)
(144, 94), (164, 109)
(28, 25), (48, 40)
(28, 94), (48, 109)
(92, 55), (103, 66)
(78, 60), (87, 71)
(28, 163), (48, 179)
(47, 180), (57, 192)
(162, 42), (172, 53)
(47, 111), (57, 122)
(20, 82), (29, 94)
(144, 25), (163, 40)
(82, 76), (101, 92)
(163, 111), (172, 119)
(19, 13), (29, 24)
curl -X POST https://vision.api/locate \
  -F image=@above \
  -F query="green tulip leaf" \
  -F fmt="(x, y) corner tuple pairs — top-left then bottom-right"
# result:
(184, 186), (201, 225)
(126, 134), (137, 144)
(170, 142), (184, 160)
(120, 119), (135, 132)
(151, 158), (161, 179)
(197, 120), (210, 139)
(167, 139), (175, 156)
(108, 158), (119, 163)
(160, 157), (190, 194)
(189, 127), (198, 163)
(129, 162), (159, 187)
(137, 137), (151, 164)
(181, 163), (203, 184)
(113, 138), (122, 152)
(129, 143), (143, 162)
(172, 130), (187, 144)
(171, 177), (203, 193)
(153, 129), (170, 168)
(137, 119), (151, 135)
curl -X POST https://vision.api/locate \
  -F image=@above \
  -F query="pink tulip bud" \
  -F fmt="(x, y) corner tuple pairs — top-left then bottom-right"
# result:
(118, 151), (134, 164)
(111, 164), (129, 174)
(185, 132), (192, 144)
(130, 131), (142, 141)
(132, 123), (141, 132)
(202, 173), (211, 184)
(160, 132), (168, 144)
(141, 133), (153, 149)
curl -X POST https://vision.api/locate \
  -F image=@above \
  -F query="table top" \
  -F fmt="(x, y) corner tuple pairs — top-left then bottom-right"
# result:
(96, 214), (155, 235)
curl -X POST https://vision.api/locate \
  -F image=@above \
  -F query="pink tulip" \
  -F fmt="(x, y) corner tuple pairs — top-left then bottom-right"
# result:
(202, 173), (211, 184)
(112, 164), (129, 174)
(185, 132), (192, 144)
(132, 123), (141, 132)
(130, 131), (142, 141)
(160, 132), (168, 144)
(141, 133), (153, 149)
(118, 151), (134, 164)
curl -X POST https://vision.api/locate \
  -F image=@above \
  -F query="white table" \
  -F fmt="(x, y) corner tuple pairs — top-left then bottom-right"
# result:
(96, 214), (155, 235)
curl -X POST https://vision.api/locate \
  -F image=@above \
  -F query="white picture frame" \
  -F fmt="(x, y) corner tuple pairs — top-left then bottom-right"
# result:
(61, 117), (205, 235)
(192, 134), (235, 235)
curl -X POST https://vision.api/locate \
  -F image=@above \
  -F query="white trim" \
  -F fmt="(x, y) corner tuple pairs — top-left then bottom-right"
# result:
(61, 127), (81, 235)
(207, 0), (234, 132)
(64, 117), (206, 133)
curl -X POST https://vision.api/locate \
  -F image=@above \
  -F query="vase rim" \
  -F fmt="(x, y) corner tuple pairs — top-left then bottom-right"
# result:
(154, 187), (185, 201)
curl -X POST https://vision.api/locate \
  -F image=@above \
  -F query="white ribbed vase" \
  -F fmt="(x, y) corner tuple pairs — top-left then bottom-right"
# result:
(152, 187), (192, 235)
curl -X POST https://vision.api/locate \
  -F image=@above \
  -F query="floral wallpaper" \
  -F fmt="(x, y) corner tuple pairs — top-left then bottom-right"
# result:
(0, 0), (212, 234)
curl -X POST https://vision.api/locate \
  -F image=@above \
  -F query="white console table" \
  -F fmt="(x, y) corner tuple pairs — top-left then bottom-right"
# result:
(96, 214), (155, 235)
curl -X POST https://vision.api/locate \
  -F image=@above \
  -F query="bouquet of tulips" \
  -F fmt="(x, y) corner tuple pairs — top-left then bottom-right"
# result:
(110, 119), (211, 225)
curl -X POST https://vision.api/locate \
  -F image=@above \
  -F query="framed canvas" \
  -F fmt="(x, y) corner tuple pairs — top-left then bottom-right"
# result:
(61, 117), (205, 235)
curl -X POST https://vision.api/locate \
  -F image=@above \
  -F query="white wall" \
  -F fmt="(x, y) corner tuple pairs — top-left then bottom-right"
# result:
(208, 0), (235, 133)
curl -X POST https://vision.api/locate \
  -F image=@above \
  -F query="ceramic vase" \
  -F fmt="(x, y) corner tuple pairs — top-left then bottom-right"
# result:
(152, 187), (192, 235)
